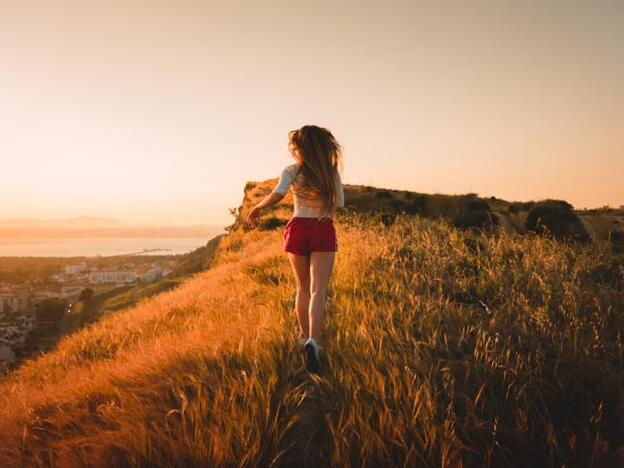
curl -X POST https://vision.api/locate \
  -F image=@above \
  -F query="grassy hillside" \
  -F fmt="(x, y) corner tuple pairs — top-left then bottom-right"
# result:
(0, 185), (623, 466)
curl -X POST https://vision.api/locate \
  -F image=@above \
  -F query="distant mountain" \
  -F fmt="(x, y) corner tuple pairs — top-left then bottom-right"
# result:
(0, 216), (129, 229)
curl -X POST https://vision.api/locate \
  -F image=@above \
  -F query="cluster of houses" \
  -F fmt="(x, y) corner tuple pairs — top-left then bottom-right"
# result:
(0, 287), (28, 314)
(0, 259), (176, 368)
(0, 287), (36, 366)
(0, 312), (36, 365)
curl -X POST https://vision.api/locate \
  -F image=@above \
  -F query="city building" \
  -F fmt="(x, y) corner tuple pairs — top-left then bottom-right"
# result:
(89, 271), (136, 284)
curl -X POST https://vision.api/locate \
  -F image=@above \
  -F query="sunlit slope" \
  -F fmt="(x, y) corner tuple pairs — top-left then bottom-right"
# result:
(1, 209), (623, 465)
(0, 229), (297, 466)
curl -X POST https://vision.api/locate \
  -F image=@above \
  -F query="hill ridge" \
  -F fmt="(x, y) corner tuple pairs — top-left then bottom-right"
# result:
(233, 177), (623, 243)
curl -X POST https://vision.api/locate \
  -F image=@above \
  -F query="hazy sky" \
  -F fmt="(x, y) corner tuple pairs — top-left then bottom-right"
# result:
(1, 0), (622, 226)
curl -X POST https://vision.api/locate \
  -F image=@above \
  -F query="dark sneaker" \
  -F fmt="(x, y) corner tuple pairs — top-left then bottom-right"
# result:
(297, 337), (307, 351)
(303, 337), (322, 374)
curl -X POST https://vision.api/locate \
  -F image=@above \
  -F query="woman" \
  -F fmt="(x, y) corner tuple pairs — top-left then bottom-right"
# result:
(246, 125), (344, 374)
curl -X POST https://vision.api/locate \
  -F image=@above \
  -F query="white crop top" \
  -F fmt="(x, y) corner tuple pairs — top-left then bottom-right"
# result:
(272, 164), (345, 218)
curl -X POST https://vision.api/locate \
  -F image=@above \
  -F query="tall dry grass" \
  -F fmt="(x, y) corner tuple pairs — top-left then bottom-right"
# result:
(0, 213), (622, 467)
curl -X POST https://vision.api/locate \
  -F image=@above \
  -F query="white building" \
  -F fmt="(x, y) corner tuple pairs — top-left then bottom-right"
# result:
(89, 271), (136, 284)
(64, 262), (88, 275)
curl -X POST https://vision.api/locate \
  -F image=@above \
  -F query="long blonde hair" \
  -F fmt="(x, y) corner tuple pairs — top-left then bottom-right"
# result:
(288, 125), (343, 214)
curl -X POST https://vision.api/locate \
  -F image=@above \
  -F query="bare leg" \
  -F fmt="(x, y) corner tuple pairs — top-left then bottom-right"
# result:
(308, 251), (336, 346)
(287, 253), (311, 339)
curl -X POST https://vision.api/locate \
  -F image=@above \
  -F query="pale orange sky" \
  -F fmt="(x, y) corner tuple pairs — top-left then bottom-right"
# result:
(1, 0), (622, 226)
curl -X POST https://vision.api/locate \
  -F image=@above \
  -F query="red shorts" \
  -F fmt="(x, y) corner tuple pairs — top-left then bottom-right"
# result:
(283, 217), (337, 256)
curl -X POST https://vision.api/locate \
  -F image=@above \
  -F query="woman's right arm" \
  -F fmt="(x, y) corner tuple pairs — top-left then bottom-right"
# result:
(247, 166), (294, 227)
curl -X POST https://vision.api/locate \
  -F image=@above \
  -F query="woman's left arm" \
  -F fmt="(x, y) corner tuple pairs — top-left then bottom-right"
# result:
(247, 165), (294, 228)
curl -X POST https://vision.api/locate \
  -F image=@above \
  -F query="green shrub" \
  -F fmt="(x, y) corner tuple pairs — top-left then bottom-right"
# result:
(608, 230), (624, 254)
(390, 200), (406, 212)
(405, 195), (427, 215)
(509, 201), (534, 213)
(525, 200), (589, 242)
(375, 190), (393, 199)
(365, 212), (397, 227)
(453, 197), (499, 230)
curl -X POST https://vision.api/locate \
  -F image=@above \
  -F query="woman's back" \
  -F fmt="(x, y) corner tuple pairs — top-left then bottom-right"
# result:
(273, 164), (344, 218)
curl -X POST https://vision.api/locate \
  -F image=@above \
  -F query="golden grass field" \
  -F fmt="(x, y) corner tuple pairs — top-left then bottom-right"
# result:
(1, 185), (623, 466)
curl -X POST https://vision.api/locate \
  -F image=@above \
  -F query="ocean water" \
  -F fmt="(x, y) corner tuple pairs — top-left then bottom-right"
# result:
(0, 237), (210, 257)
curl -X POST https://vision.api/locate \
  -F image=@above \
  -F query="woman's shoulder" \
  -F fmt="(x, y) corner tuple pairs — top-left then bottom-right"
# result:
(281, 163), (300, 180)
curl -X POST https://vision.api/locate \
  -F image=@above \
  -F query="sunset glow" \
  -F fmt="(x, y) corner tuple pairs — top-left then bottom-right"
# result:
(1, 0), (622, 226)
